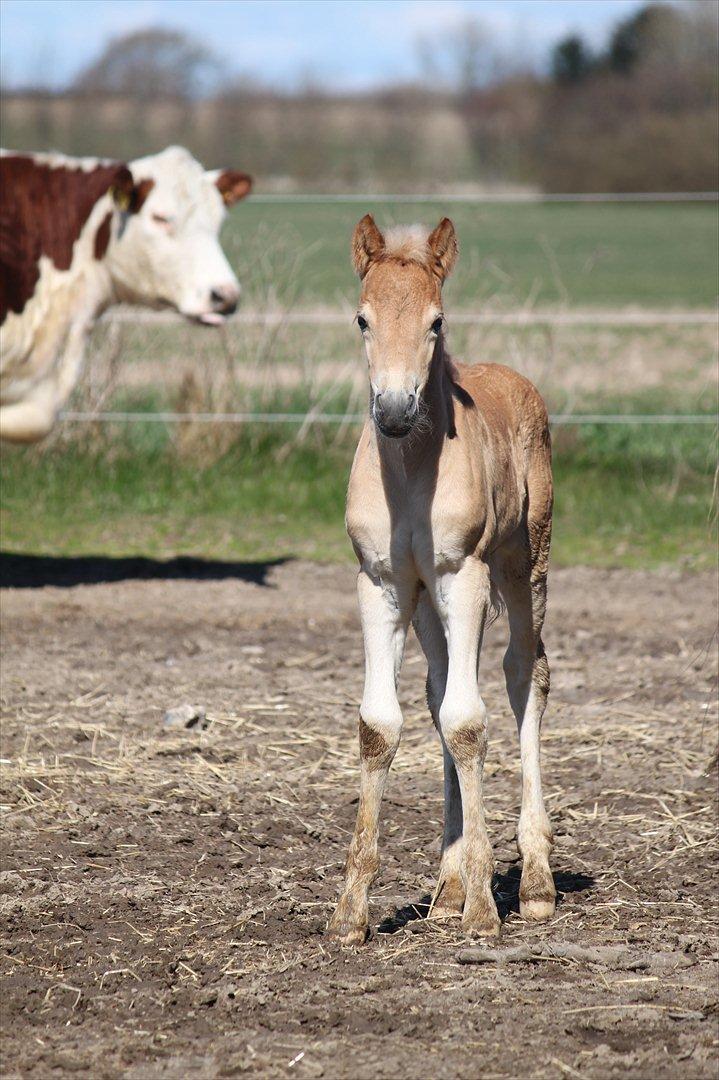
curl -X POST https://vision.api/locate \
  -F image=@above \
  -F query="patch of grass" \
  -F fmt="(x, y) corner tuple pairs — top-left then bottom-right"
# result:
(0, 424), (351, 564)
(2, 415), (715, 571)
(552, 421), (716, 568)
(227, 201), (719, 309)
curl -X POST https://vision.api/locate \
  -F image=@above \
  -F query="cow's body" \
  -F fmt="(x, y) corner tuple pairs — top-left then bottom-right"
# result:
(0, 146), (251, 442)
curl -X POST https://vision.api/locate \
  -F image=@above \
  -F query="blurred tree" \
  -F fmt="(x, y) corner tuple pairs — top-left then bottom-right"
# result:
(2, 2), (715, 192)
(551, 35), (595, 84)
(72, 28), (222, 99)
(416, 16), (512, 92)
(607, 2), (683, 74)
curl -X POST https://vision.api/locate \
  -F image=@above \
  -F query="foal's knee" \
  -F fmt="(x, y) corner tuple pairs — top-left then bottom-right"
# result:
(439, 699), (488, 767)
(358, 709), (402, 770)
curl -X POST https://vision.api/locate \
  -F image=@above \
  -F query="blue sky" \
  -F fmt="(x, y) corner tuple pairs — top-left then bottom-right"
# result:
(1, 0), (657, 91)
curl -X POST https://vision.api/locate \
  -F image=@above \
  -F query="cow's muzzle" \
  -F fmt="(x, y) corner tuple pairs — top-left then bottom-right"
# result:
(210, 285), (239, 316)
(192, 284), (240, 326)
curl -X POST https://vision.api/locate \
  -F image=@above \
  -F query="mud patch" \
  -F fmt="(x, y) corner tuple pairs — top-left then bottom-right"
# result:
(1, 562), (717, 1078)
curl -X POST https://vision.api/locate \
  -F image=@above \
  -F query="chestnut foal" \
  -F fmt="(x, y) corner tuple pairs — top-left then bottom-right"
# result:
(328, 216), (556, 945)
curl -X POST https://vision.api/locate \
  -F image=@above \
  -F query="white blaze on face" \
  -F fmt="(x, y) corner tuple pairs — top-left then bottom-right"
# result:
(105, 145), (252, 323)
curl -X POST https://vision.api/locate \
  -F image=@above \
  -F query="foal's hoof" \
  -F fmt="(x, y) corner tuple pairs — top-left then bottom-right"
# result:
(431, 878), (465, 918)
(327, 922), (369, 947)
(520, 898), (555, 922)
(462, 909), (501, 939)
(463, 920), (501, 940)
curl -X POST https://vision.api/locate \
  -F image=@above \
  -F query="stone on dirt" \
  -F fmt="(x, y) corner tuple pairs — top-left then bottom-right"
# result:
(163, 703), (208, 729)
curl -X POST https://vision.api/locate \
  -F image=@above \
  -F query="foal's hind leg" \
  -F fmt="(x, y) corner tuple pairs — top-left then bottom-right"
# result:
(495, 530), (556, 921)
(413, 592), (464, 917)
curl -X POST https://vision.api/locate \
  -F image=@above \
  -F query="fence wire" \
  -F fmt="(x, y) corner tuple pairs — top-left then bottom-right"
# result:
(249, 192), (719, 204)
(60, 411), (717, 426)
(102, 308), (718, 327)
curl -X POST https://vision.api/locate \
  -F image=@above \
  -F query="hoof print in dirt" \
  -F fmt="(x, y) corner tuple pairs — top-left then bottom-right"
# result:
(163, 703), (209, 730)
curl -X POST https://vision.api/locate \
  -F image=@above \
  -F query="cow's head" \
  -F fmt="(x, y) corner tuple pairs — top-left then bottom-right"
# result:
(105, 145), (252, 324)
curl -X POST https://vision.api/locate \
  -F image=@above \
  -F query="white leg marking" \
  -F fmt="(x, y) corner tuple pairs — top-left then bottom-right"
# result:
(328, 568), (415, 945)
(501, 565), (555, 921)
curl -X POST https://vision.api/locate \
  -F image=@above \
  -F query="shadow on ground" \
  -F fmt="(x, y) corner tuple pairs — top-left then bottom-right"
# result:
(494, 866), (595, 920)
(378, 869), (596, 934)
(0, 552), (292, 589)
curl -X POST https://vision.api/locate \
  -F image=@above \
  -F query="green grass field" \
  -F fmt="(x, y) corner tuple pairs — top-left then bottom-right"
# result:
(1, 404), (715, 571)
(227, 201), (719, 310)
(1, 202), (717, 573)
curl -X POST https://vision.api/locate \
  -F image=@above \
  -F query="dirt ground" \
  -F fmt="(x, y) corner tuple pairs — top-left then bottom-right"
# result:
(1, 557), (717, 1079)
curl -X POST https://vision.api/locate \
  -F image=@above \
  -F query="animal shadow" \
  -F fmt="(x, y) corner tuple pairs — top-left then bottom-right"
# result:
(378, 894), (433, 934)
(0, 552), (292, 589)
(493, 866), (595, 920)
(378, 870), (595, 934)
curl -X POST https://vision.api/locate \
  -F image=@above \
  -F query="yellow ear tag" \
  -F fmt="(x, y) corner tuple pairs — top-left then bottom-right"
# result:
(110, 186), (131, 212)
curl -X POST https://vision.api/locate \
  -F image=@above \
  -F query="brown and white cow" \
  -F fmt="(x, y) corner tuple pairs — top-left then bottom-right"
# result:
(0, 145), (252, 442)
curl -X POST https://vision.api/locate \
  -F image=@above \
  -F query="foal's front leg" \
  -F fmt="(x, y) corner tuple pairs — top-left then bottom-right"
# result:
(436, 558), (500, 937)
(328, 568), (412, 945)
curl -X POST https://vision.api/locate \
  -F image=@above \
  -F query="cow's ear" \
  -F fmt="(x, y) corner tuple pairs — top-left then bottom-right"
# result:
(352, 214), (385, 278)
(108, 166), (135, 212)
(213, 170), (253, 206)
(110, 172), (154, 215)
(129, 179), (155, 213)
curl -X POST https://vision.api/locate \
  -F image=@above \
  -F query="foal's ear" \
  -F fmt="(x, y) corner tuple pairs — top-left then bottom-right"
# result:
(427, 217), (458, 281)
(352, 214), (385, 278)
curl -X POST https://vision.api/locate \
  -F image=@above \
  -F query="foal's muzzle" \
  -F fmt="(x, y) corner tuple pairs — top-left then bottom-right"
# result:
(373, 390), (418, 439)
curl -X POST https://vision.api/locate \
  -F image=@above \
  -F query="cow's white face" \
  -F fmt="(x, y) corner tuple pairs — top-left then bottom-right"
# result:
(105, 145), (251, 324)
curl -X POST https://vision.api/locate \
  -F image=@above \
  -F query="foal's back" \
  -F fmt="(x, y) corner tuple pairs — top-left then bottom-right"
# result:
(455, 361), (551, 460)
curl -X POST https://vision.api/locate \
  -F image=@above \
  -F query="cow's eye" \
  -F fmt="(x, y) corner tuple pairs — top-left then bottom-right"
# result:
(431, 316), (444, 334)
(151, 213), (172, 226)
(357, 314), (368, 332)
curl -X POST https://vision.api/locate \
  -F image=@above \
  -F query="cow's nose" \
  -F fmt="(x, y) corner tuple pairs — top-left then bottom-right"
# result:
(210, 285), (239, 314)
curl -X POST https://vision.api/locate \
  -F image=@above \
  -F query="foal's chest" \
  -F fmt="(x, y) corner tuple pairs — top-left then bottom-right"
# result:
(346, 448), (487, 580)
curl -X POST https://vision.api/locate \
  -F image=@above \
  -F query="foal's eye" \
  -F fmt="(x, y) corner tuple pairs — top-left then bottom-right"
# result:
(357, 314), (368, 332)
(431, 316), (444, 335)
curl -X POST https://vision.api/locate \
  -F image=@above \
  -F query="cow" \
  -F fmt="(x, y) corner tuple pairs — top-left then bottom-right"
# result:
(0, 145), (252, 442)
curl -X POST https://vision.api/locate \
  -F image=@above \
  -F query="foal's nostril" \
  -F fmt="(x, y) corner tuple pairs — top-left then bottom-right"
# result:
(210, 288), (224, 306)
(405, 393), (417, 417)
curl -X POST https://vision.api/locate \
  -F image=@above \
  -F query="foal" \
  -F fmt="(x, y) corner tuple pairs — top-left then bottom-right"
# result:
(328, 216), (556, 945)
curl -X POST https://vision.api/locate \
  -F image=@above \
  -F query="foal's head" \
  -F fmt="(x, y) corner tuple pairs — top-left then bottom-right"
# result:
(352, 214), (458, 439)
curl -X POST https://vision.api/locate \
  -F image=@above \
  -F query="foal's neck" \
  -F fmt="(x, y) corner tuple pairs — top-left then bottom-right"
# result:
(425, 334), (454, 433)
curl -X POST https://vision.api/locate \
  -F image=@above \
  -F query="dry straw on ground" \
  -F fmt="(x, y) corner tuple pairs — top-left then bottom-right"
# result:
(1, 562), (717, 1078)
